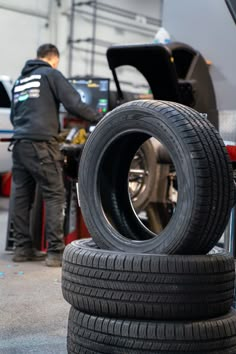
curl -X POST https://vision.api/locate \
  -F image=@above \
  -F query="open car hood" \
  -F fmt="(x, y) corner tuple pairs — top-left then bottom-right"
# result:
(107, 43), (181, 101)
(106, 42), (204, 101)
(106, 42), (218, 129)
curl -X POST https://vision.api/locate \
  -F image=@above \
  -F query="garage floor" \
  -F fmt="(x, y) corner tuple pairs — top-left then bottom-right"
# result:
(0, 197), (70, 354)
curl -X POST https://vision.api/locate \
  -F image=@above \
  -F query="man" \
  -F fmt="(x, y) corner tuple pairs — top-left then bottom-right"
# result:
(10, 43), (98, 267)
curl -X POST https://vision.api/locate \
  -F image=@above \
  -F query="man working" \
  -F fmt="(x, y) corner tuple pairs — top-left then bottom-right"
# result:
(10, 43), (98, 267)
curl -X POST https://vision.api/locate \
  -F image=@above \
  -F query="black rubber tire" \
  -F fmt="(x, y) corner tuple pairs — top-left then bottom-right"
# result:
(109, 93), (157, 211)
(67, 307), (236, 353)
(78, 100), (234, 254)
(62, 239), (235, 320)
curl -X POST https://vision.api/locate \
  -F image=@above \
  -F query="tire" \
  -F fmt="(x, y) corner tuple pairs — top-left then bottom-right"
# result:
(67, 307), (236, 353)
(78, 100), (234, 254)
(62, 239), (235, 320)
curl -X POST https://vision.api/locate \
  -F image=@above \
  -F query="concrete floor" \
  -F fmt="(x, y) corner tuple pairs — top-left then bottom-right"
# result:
(0, 197), (70, 354)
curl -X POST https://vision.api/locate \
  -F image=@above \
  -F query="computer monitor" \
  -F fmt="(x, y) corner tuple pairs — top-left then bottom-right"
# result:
(68, 77), (110, 115)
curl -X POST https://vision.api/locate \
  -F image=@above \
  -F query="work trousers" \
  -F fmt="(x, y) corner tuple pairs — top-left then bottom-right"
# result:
(12, 139), (65, 253)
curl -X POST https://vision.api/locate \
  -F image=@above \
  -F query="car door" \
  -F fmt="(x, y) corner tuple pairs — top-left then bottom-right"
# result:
(0, 77), (13, 173)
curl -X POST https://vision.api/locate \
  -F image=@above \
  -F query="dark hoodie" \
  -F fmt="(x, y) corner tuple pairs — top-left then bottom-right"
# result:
(10, 59), (97, 140)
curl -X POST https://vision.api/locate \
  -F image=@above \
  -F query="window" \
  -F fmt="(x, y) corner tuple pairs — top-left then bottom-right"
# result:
(0, 82), (11, 108)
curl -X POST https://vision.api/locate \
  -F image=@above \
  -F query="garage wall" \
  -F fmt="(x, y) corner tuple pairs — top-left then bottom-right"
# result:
(162, 0), (236, 111)
(67, 0), (162, 92)
(0, 0), (51, 79)
(0, 0), (162, 93)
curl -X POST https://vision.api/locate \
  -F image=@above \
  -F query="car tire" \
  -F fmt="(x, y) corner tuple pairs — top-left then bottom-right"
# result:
(67, 307), (236, 353)
(78, 100), (234, 254)
(62, 239), (235, 320)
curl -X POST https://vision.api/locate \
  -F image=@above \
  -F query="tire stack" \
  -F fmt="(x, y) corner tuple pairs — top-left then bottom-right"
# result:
(62, 100), (236, 353)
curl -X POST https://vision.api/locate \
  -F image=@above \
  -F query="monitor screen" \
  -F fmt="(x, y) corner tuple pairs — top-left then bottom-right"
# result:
(68, 77), (110, 115)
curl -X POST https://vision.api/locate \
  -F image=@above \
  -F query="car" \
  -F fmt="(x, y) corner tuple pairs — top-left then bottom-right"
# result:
(0, 75), (13, 173)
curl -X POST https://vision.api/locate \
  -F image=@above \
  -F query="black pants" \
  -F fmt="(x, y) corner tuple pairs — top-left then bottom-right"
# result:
(12, 139), (65, 253)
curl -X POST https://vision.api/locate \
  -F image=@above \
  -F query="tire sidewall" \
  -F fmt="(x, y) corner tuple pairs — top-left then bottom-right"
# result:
(79, 103), (197, 253)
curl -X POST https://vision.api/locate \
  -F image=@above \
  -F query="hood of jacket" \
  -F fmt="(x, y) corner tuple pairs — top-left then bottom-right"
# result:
(21, 59), (51, 76)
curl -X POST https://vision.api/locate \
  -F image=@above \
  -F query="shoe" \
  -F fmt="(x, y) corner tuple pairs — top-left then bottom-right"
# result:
(12, 248), (47, 262)
(45, 252), (63, 267)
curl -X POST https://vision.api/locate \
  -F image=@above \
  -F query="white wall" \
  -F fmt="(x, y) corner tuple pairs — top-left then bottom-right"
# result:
(0, 0), (162, 92)
(162, 0), (236, 111)
(0, 0), (51, 79)
(68, 0), (162, 91)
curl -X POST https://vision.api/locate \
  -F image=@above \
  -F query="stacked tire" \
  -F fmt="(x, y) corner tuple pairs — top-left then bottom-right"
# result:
(62, 100), (236, 353)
